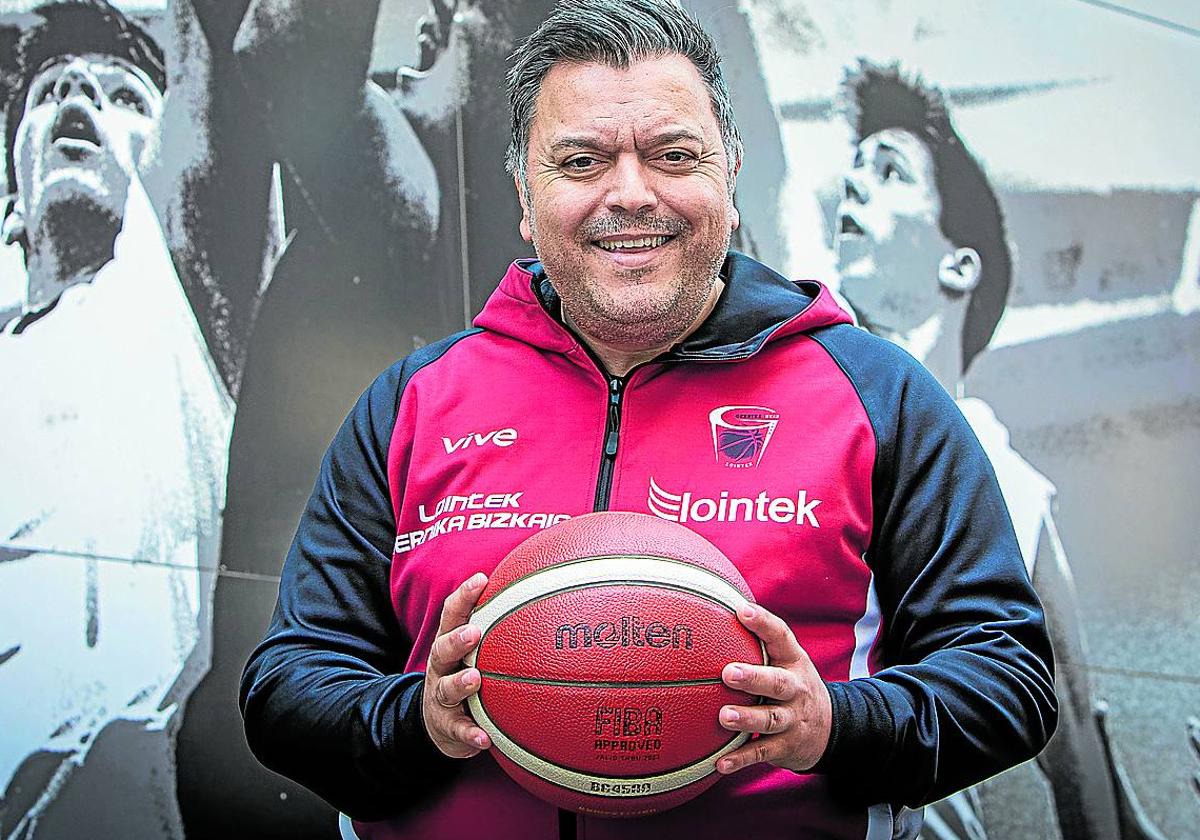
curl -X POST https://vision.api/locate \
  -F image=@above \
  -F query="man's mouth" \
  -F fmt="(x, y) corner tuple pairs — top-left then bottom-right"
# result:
(838, 213), (865, 237)
(50, 102), (102, 160)
(593, 235), (675, 252)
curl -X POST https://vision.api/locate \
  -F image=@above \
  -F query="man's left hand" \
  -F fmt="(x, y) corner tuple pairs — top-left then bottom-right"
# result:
(715, 602), (832, 775)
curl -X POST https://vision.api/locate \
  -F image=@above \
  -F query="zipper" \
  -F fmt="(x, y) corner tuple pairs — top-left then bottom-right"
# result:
(592, 375), (624, 511)
(570, 372), (626, 840)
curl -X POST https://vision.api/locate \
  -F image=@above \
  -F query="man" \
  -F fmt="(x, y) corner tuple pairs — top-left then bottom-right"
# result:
(0, 3), (231, 836)
(241, 3), (1056, 839)
(834, 59), (1164, 840)
(2, 0), (165, 325)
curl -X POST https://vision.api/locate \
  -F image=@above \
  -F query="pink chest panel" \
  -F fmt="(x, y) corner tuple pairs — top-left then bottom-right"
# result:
(609, 339), (876, 681)
(387, 334), (876, 682)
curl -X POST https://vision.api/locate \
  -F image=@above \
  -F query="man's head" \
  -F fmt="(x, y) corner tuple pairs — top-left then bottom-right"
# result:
(835, 60), (1010, 375)
(505, 0), (742, 360)
(4, 0), (165, 289)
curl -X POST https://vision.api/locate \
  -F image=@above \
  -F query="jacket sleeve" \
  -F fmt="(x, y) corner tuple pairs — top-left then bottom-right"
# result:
(239, 355), (460, 820)
(810, 326), (1059, 808)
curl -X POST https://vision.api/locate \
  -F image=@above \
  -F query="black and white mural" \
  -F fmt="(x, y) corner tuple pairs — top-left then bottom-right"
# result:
(0, 1), (1196, 838)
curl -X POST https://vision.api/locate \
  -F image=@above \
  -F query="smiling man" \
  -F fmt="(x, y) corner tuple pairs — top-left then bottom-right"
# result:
(511, 51), (736, 373)
(242, 3), (1056, 839)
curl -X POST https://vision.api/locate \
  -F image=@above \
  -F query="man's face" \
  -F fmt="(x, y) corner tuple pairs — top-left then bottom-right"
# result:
(13, 53), (163, 242)
(517, 54), (739, 353)
(834, 128), (953, 335)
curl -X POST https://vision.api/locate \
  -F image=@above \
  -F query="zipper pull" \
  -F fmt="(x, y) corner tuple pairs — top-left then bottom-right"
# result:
(605, 378), (623, 455)
(604, 429), (619, 456)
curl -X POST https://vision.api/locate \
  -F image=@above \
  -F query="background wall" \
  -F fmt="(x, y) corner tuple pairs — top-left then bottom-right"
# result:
(0, 1), (1196, 838)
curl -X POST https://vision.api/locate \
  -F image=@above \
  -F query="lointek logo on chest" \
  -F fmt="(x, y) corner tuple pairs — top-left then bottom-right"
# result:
(442, 427), (517, 454)
(648, 477), (821, 527)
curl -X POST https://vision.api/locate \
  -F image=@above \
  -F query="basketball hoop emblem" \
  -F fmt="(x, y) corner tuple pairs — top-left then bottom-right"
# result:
(708, 406), (780, 469)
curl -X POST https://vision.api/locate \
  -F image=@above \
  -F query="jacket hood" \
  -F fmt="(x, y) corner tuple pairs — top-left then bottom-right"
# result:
(472, 251), (852, 362)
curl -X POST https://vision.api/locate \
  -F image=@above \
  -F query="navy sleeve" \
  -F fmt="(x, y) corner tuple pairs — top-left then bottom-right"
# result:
(240, 332), (479, 820)
(809, 325), (1058, 808)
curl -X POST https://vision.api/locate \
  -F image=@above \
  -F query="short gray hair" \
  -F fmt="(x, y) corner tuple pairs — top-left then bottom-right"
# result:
(505, 0), (743, 184)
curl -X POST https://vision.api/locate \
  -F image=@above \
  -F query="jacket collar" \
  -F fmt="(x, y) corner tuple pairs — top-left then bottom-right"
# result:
(473, 251), (851, 362)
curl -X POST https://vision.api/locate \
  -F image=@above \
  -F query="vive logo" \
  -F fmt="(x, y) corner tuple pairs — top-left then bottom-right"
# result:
(441, 427), (518, 454)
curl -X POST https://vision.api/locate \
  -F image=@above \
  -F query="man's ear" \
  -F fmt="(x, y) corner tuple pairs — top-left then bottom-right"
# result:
(514, 173), (533, 243)
(2, 199), (26, 247)
(729, 156), (741, 232)
(938, 246), (981, 294)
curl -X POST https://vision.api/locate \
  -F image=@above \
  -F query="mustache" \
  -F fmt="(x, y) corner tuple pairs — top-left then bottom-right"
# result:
(580, 212), (688, 240)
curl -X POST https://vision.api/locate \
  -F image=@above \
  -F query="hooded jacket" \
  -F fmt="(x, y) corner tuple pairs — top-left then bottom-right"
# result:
(241, 252), (1057, 840)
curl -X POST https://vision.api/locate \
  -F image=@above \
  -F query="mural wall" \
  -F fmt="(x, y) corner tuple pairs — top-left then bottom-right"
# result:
(0, 0), (1195, 838)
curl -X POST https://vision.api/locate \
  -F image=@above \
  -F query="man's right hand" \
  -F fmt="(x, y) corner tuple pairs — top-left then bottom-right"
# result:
(422, 572), (493, 758)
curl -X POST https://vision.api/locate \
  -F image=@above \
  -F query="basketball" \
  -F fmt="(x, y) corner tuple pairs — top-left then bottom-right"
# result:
(464, 511), (766, 817)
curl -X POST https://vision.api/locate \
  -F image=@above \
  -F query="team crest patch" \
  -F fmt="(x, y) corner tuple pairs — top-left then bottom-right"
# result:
(709, 406), (779, 469)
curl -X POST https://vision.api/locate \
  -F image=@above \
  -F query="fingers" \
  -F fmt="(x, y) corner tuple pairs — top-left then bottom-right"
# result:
(719, 702), (793, 736)
(423, 572), (493, 759)
(435, 572), (488, 641)
(736, 602), (805, 667)
(429, 573), (487, 678)
(713, 714), (824, 775)
(716, 736), (778, 775)
(423, 667), (492, 758)
(722, 662), (796, 701)
(423, 663), (491, 759)
(428, 622), (482, 677)
(716, 607), (834, 775)
(430, 665), (481, 710)
(425, 692), (492, 759)
(448, 717), (492, 755)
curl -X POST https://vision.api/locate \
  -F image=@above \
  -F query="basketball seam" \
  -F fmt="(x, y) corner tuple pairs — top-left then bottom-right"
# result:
(467, 556), (768, 668)
(468, 688), (751, 797)
(477, 552), (749, 608)
(477, 672), (725, 689)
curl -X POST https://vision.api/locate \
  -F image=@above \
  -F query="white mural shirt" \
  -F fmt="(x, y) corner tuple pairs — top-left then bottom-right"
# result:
(957, 397), (1056, 578)
(0, 177), (232, 804)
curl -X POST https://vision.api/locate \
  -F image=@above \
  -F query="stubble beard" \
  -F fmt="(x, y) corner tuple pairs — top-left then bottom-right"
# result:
(532, 209), (730, 352)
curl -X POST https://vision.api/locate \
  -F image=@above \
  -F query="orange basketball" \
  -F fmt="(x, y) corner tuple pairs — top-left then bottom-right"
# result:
(465, 511), (766, 817)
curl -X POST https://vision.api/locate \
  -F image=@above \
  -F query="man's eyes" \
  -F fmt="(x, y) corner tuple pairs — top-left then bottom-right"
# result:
(559, 149), (697, 172)
(880, 162), (910, 183)
(26, 59), (152, 114)
(563, 155), (599, 170)
(659, 150), (697, 165)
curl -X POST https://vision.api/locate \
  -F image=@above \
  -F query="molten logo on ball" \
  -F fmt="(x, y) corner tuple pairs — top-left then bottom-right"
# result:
(555, 616), (694, 650)
(709, 405), (780, 468)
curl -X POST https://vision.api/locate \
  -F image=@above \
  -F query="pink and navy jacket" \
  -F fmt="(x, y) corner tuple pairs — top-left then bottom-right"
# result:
(241, 253), (1056, 840)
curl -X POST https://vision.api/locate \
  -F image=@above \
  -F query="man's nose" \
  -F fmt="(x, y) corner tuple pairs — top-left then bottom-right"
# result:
(605, 156), (658, 215)
(53, 62), (103, 108)
(843, 170), (868, 205)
